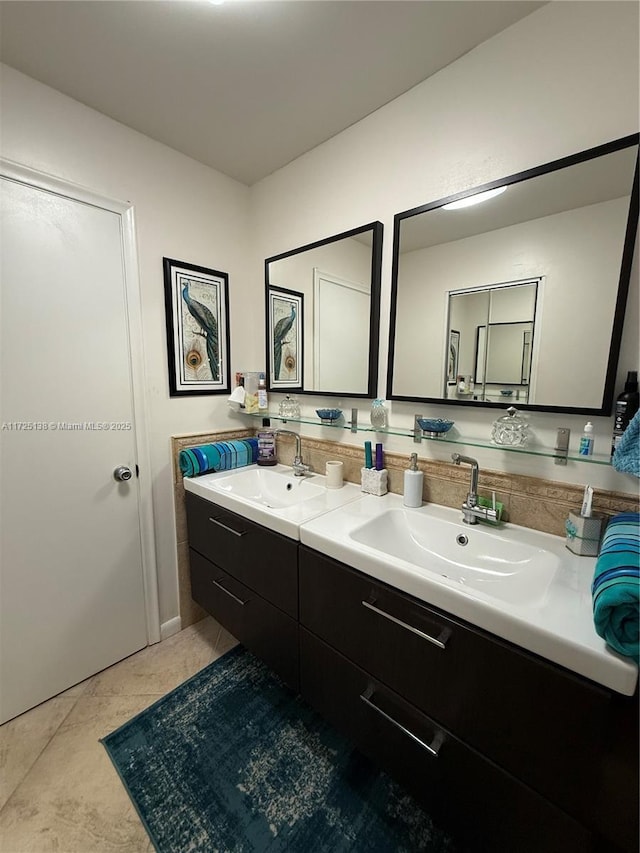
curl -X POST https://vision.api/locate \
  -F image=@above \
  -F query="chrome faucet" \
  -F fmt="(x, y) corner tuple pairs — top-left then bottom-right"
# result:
(451, 453), (498, 525)
(275, 429), (310, 476)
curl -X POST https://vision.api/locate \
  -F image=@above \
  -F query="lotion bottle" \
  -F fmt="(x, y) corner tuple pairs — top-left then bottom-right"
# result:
(403, 453), (423, 508)
(579, 421), (594, 456)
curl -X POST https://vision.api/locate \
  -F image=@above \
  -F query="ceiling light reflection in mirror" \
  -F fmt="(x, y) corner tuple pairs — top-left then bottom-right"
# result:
(388, 137), (639, 413)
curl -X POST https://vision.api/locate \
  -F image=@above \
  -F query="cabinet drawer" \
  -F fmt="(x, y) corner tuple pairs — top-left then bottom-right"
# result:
(299, 546), (609, 821)
(186, 492), (298, 617)
(300, 629), (593, 853)
(190, 549), (299, 691)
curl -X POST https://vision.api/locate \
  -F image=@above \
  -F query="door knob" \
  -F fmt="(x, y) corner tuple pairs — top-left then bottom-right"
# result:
(113, 466), (133, 482)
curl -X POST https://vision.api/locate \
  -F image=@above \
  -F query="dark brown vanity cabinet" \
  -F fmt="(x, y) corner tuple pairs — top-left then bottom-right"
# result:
(184, 491), (638, 853)
(186, 492), (299, 690)
(299, 545), (639, 853)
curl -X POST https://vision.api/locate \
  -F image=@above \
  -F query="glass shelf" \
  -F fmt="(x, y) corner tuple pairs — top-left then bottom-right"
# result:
(237, 410), (612, 466)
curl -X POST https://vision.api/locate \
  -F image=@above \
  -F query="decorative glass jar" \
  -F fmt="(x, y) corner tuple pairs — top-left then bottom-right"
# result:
(278, 395), (300, 420)
(491, 406), (529, 447)
(370, 399), (388, 429)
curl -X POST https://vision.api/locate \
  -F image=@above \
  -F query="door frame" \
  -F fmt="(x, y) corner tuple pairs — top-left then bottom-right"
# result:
(1, 157), (161, 644)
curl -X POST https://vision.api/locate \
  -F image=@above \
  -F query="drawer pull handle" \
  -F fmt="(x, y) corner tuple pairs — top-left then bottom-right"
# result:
(208, 516), (247, 537)
(360, 686), (444, 758)
(212, 578), (247, 606)
(361, 599), (450, 649)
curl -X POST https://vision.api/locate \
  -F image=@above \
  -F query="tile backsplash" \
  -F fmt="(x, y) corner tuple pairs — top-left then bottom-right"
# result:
(172, 429), (639, 628)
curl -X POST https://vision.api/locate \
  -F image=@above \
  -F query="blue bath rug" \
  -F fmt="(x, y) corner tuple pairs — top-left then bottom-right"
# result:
(101, 645), (460, 852)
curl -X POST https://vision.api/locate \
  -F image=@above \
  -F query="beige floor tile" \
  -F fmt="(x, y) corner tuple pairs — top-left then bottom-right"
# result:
(0, 618), (240, 853)
(58, 675), (94, 700)
(87, 616), (232, 698)
(0, 695), (78, 811)
(0, 694), (162, 853)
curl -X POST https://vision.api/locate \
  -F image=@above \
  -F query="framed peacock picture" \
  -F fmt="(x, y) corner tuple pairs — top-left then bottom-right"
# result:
(267, 286), (303, 390)
(163, 258), (231, 396)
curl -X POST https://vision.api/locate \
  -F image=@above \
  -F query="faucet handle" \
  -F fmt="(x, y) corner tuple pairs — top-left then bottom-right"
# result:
(292, 458), (311, 476)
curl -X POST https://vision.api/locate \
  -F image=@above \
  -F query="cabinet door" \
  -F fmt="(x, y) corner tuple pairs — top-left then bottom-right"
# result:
(299, 546), (610, 825)
(186, 492), (298, 617)
(190, 549), (299, 691)
(300, 629), (594, 853)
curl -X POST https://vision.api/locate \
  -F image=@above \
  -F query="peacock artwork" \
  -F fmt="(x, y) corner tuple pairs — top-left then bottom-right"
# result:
(181, 278), (219, 382)
(163, 258), (230, 397)
(268, 286), (303, 389)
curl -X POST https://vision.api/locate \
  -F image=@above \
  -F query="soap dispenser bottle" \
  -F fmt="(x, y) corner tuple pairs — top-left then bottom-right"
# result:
(403, 453), (423, 508)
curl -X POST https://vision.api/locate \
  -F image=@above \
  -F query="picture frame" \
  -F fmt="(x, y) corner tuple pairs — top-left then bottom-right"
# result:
(163, 257), (230, 397)
(448, 329), (460, 383)
(267, 286), (303, 389)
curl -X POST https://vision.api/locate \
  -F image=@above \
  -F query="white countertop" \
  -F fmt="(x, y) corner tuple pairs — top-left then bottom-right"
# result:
(299, 492), (638, 696)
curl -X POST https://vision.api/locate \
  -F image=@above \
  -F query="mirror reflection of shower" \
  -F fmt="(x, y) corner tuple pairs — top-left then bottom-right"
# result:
(445, 279), (539, 403)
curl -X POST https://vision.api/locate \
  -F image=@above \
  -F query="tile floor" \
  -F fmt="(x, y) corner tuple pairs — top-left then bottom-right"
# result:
(0, 616), (238, 853)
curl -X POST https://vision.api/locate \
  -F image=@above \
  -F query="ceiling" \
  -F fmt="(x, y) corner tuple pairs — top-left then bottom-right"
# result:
(399, 143), (639, 252)
(0, 0), (544, 186)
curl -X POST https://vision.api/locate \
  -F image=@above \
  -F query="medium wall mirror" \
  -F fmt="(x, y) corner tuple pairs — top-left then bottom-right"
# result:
(387, 136), (639, 414)
(265, 221), (383, 397)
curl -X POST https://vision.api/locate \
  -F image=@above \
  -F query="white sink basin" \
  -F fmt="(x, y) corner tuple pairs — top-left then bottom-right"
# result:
(183, 463), (361, 540)
(212, 466), (326, 509)
(349, 507), (559, 605)
(299, 492), (638, 695)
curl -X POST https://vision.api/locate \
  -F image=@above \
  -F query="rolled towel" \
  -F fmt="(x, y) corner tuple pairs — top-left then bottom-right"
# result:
(592, 512), (639, 663)
(179, 438), (259, 478)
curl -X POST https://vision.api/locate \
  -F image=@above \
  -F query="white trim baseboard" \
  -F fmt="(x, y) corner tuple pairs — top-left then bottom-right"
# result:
(160, 616), (182, 641)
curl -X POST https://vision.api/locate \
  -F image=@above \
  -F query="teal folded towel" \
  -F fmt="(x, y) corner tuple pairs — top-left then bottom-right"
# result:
(592, 512), (639, 663)
(612, 409), (640, 477)
(179, 438), (259, 477)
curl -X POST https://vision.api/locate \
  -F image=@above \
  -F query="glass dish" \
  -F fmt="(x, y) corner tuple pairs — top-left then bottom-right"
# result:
(417, 418), (454, 438)
(491, 406), (529, 447)
(278, 395), (300, 419)
(316, 408), (342, 424)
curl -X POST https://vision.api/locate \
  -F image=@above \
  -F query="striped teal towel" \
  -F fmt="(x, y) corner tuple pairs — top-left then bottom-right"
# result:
(592, 512), (639, 663)
(179, 438), (259, 478)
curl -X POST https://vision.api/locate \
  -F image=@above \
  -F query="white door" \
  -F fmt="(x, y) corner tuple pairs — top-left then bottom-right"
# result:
(0, 174), (151, 723)
(313, 270), (370, 393)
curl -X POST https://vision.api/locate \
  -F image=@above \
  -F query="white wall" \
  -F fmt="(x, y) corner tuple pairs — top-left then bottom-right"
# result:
(250, 1), (639, 493)
(0, 64), (258, 627)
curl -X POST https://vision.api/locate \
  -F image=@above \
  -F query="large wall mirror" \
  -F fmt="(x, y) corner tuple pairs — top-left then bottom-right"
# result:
(265, 221), (383, 397)
(387, 136), (639, 414)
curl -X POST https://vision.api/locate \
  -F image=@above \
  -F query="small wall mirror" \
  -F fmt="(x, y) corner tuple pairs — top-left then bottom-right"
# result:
(387, 136), (639, 414)
(265, 221), (383, 397)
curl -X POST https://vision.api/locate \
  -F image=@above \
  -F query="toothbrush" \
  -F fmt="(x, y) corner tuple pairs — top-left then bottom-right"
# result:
(364, 441), (373, 469)
(375, 443), (384, 471)
(581, 485), (593, 518)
